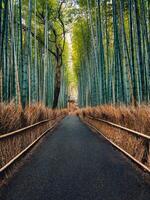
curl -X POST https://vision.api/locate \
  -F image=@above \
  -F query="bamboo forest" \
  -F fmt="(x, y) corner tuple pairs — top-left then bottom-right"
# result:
(0, 0), (149, 109)
(0, 0), (150, 197)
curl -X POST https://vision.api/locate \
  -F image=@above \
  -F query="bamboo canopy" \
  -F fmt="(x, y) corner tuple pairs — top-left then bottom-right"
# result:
(0, 0), (149, 108)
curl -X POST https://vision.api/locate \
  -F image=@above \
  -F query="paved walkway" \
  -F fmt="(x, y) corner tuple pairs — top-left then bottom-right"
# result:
(0, 116), (150, 200)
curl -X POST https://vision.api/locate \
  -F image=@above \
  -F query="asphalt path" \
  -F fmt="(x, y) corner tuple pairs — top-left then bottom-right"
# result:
(0, 116), (150, 200)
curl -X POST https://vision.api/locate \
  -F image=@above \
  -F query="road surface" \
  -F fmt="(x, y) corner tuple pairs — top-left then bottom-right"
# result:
(0, 116), (150, 200)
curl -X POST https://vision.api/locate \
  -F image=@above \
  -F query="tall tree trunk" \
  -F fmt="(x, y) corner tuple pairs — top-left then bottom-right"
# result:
(128, 0), (139, 105)
(134, 0), (146, 101)
(0, 0), (2, 102)
(112, 0), (125, 103)
(97, 0), (106, 103)
(52, 57), (61, 109)
(19, 0), (24, 106)
(22, 0), (32, 108)
(120, 0), (133, 105)
(10, 0), (21, 105)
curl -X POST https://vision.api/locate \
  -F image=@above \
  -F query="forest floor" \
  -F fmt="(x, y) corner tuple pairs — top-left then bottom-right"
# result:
(0, 116), (150, 200)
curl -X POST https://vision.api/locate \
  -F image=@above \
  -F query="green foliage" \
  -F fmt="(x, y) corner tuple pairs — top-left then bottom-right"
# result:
(72, 18), (91, 76)
(0, 0), (68, 109)
(72, 0), (150, 107)
(0, 0), (149, 108)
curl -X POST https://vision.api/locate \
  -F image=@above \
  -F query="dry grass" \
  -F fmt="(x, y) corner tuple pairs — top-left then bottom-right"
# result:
(79, 105), (150, 135)
(0, 103), (68, 135)
(78, 105), (150, 169)
(0, 103), (68, 174)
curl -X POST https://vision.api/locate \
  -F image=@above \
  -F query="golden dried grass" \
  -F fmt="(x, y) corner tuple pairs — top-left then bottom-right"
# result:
(0, 103), (68, 135)
(0, 103), (68, 173)
(80, 105), (150, 135)
(79, 105), (150, 168)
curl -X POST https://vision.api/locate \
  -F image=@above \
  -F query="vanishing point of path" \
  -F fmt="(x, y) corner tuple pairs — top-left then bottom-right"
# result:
(0, 116), (150, 200)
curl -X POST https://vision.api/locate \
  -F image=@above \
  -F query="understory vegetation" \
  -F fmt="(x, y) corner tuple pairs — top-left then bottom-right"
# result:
(0, 107), (67, 180)
(0, 103), (68, 135)
(79, 105), (150, 168)
(80, 105), (150, 135)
